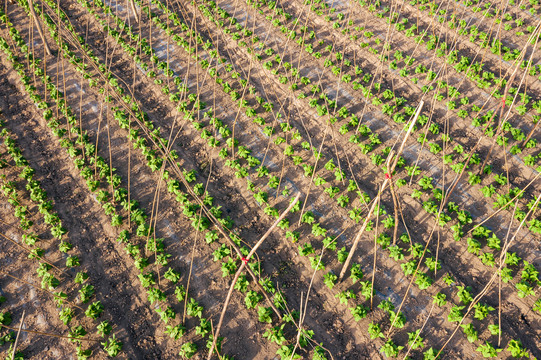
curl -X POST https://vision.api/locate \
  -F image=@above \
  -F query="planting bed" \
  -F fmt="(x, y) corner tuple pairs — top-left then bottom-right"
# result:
(0, 0), (540, 358)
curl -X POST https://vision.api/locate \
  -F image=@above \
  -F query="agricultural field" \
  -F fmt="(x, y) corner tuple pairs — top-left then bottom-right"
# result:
(0, 0), (540, 358)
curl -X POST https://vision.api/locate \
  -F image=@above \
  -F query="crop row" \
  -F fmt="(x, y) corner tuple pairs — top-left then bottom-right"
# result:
(0, 110), (120, 357)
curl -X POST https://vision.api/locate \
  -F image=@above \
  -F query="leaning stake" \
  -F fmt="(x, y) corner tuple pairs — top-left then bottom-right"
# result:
(338, 101), (424, 282)
(11, 310), (26, 360)
(207, 193), (301, 360)
(129, 0), (140, 23)
(27, 0), (51, 55)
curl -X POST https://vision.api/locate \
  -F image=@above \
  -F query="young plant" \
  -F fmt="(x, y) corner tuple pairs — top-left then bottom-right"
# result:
(195, 318), (211, 337)
(186, 298), (204, 318)
(488, 324), (501, 336)
(447, 305), (465, 322)
(324, 272), (338, 289)
(347, 264), (364, 284)
(473, 303), (494, 320)
(97, 321), (112, 337)
(476, 342), (502, 358)
(166, 324), (186, 340)
(85, 301), (104, 319)
(263, 324), (286, 345)
(276, 345), (301, 360)
(257, 306), (273, 323)
(179, 342), (197, 358)
(461, 324), (478, 343)
(378, 299), (395, 313)
(59, 307), (74, 325)
(101, 334), (122, 357)
(389, 310), (406, 328)
(379, 339), (404, 358)
(516, 281), (535, 298)
(507, 339), (529, 358)
(407, 330), (425, 350)
(368, 322), (385, 339)
(415, 273), (433, 290)
(336, 290), (356, 304)
(432, 293), (447, 306)
(457, 286), (473, 305)
(350, 304), (369, 321)
(245, 290), (263, 309)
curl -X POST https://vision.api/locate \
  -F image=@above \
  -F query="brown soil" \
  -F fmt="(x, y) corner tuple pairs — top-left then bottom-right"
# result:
(0, 0), (540, 359)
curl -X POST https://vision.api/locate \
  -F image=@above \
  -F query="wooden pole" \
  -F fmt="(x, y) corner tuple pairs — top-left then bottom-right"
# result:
(206, 194), (301, 360)
(27, 0), (51, 56)
(11, 310), (26, 360)
(129, 0), (139, 23)
(338, 101), (424, 281)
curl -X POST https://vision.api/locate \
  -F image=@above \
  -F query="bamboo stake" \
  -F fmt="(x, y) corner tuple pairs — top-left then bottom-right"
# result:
(206, 194), (301, 360)
(129, 0), (139, 23)
(38, 0), (280, 315)
(339, 100), (424, 281)
(0, 324), (102, 343)
(27, 0), (51, 55)
(11, 310), (25, 360)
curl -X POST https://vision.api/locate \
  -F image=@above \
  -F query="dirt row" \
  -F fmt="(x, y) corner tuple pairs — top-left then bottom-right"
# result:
(0, 0), (539, 358)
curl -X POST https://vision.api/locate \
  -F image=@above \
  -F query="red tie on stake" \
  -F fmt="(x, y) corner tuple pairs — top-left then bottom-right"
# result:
(339, 100), (425, 282)
(208, 194), (301, 360)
